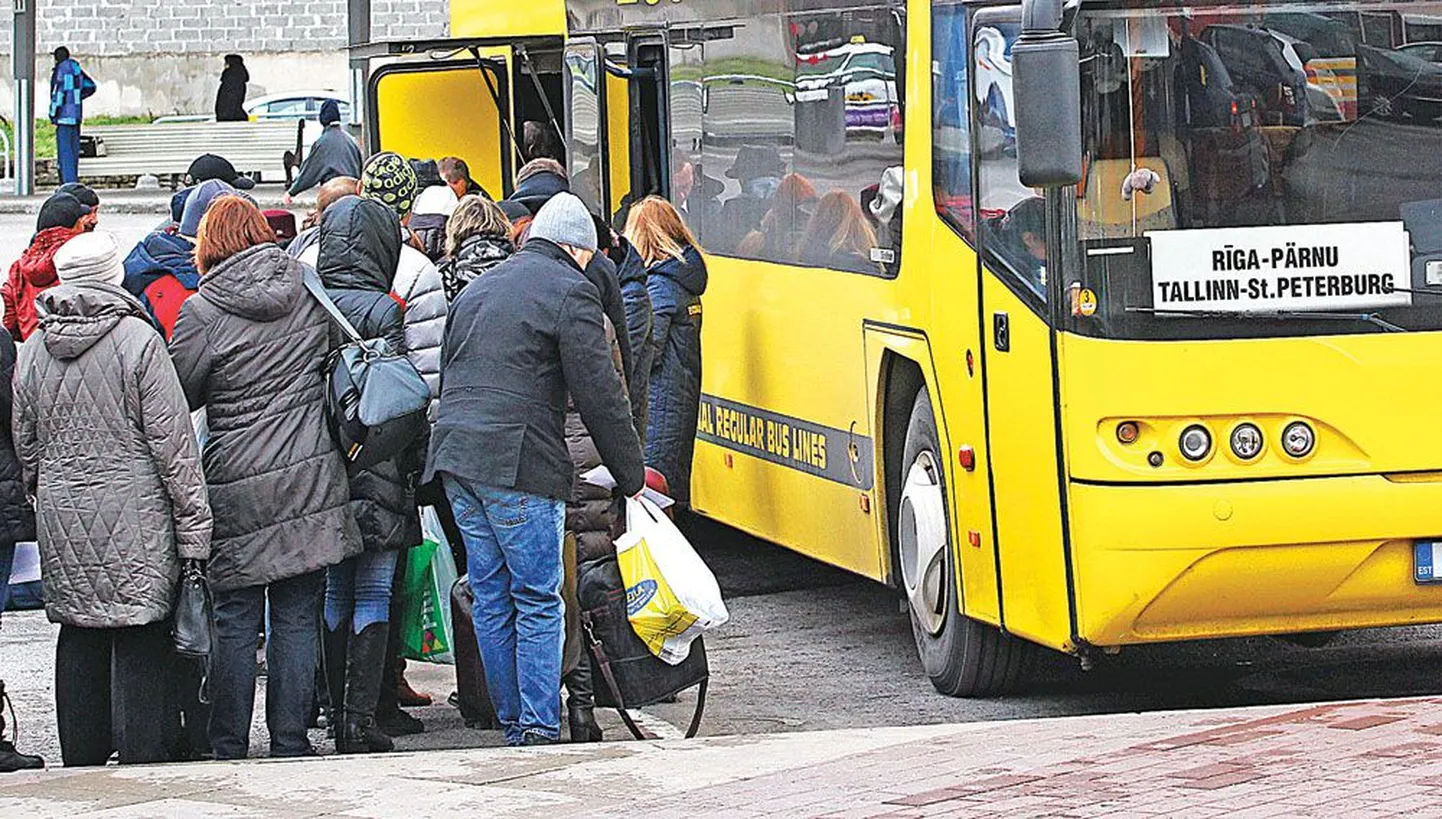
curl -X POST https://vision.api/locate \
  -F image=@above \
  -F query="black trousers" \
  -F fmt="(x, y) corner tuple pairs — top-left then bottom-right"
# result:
(55, 621), (176, 767)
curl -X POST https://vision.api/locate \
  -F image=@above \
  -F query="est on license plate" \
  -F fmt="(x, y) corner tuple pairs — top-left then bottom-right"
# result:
(1414, 541), (1442, 584)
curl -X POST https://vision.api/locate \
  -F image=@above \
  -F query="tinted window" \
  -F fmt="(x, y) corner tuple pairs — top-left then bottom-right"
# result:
(932, 1), (974, 241)
(678, 10), (905, 275)
(973, 17), (1047, 302)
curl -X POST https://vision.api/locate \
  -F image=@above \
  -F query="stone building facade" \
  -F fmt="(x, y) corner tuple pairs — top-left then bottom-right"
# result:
(0, 0), (449, 118)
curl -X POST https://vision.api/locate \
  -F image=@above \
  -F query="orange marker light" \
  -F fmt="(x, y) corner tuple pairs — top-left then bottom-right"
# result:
(967, 530), (982, 548)
(1116, 421), (1140, 445)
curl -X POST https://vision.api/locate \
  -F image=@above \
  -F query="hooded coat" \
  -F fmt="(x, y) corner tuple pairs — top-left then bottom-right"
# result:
(438, 234), (512, 303)
(315, 198), (423, 552)
(215, 61), (249, 122)
(14, 282), (212, 627)
(0, 329), (35, 545)
(287, 124), (364, 197)
(3, 226), (79, 341)
(645, 245), (708, 505)
(170, 244), (360, 592)
(121, 228), (200, 340)
(615, 240), (654, 443)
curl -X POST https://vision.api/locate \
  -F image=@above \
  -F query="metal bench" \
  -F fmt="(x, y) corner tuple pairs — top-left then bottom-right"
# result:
(78, 121), (299, 187)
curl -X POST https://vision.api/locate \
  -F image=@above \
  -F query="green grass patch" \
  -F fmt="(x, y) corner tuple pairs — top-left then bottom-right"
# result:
(0, 115), (152, 159)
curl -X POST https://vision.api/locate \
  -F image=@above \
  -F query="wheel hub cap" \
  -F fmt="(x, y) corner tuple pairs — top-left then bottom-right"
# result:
(898, 451), (948, 636)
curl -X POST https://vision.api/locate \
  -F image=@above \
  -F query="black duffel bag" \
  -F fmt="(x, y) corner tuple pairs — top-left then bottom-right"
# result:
(577, 554), (709, 739)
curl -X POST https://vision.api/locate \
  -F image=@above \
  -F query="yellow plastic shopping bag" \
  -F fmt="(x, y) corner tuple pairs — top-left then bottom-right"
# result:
(615, 497), (729, 664)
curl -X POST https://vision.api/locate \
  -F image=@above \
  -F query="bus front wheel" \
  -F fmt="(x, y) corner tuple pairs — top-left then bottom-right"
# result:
(899, 388), (1032, 697)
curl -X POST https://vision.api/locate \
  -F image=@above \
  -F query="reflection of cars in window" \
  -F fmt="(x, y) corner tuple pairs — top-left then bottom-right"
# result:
(1200, 25), (1311, 126)
(794, 41), (899, 135)
(1357, 43), (1442, 120)
(1398, 41), (1442, 62)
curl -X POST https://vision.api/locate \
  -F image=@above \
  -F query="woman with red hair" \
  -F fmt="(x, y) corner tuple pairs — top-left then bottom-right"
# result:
(170, 195), (361, 760)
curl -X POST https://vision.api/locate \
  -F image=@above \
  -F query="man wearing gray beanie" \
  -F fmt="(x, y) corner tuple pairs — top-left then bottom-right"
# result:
(424, 191), (642, 747)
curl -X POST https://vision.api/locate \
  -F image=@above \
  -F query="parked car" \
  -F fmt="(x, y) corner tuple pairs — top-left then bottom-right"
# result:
(1201, 24), (1311, 126)
(154, 91), (350, 125)
(1357, 42), (1442, 120)
(1398, 41), (1442, 62)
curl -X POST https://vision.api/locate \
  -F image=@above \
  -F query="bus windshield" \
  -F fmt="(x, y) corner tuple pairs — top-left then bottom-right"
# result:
(1067, 2), (1442, 339)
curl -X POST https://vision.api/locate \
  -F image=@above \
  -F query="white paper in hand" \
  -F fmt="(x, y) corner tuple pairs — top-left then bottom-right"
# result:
(580, 465), (675, 509)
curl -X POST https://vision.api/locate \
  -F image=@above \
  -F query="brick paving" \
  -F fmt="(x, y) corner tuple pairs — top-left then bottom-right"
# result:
(7, 697), (1442, 817)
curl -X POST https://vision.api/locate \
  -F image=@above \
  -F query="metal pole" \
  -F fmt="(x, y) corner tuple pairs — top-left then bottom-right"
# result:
(347, 0), (369, 134)
(12, 0), (36, 196)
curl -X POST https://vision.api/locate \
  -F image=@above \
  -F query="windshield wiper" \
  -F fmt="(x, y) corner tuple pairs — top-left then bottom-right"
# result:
(1125, 307), (1406, 333)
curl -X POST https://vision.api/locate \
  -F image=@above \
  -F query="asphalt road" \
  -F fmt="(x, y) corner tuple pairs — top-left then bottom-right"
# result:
(0, 203), (1440, 763)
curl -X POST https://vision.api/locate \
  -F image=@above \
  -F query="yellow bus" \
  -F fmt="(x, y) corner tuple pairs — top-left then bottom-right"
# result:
(361, 0), (1442, 695)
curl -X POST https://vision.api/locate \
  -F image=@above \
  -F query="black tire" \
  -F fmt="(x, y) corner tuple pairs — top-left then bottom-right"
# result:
(900, 387), (1034, 697)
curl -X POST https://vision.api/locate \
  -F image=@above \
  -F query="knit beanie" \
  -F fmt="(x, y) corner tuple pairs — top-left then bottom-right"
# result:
(53, 231), (125, 286)
(528, 192), (597, 252)
(36, 192), (89, 232)
(180, 179), (237, 239)
(360, 152), (418, 217)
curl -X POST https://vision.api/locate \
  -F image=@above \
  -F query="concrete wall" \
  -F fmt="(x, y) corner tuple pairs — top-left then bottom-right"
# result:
(0, 0), (450, 118)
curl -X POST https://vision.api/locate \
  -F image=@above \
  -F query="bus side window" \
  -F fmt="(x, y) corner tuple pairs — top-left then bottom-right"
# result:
(973, 21), (1047, 303)
(932, 0), (975, 241)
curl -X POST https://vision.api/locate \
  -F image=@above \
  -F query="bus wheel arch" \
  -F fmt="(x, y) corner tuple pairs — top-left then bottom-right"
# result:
(895, 381), (1035, 697)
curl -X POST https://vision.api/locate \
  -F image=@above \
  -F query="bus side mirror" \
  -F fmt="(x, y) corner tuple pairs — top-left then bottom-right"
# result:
(1014, 0), (1082, 188)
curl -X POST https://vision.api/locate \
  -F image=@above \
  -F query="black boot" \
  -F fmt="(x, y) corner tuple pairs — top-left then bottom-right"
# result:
(322, 623), (348, 740)
(564, 662), (603, 743)
(0, 680), (44, 773)
(337, 622), (395, 754)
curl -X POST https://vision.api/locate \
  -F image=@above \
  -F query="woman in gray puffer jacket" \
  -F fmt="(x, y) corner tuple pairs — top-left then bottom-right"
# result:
(170, 195), (361, 761)
(14, 231), (212, 767)
(314, 196), (425, 755)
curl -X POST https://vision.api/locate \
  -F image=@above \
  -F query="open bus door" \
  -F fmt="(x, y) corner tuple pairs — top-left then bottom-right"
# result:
(367, 55), (513, 199)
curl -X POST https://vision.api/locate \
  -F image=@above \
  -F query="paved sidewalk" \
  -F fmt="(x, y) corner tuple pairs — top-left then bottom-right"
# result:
(5, 696), (1442, 817)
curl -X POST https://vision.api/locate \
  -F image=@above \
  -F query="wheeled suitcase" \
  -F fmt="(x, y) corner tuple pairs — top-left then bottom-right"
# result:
(449, 576), (499, 729)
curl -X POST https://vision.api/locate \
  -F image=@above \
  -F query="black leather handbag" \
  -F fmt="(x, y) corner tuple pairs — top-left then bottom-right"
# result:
(172, 559), (212, 658)
(577, 554), (709, 739)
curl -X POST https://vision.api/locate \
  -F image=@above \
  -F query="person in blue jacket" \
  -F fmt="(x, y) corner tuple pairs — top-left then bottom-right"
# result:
(49, 47), (97, 185)
(623, 196), (708, 507)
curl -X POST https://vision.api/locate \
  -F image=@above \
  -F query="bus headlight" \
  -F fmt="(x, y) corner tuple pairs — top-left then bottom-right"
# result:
(1179, 425), (1212, 462)
(1229, 423), (1264, 461)
(1281, 422), (1315, 458)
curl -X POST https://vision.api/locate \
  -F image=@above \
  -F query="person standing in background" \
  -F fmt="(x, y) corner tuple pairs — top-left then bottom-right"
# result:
(215, 55), (249, 122)
(49, 47), (97, 186)
(284, 101), (363, 204)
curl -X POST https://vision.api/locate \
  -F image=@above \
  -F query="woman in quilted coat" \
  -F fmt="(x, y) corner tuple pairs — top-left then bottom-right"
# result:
(170, 196), (361, 759)
(13, 230), (212, 767)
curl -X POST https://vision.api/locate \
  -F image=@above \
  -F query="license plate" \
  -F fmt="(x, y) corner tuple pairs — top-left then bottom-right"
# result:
(1415, 541), (1442, 584)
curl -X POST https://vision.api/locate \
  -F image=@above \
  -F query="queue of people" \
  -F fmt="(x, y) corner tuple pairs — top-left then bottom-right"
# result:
(0, 142), (710, 765)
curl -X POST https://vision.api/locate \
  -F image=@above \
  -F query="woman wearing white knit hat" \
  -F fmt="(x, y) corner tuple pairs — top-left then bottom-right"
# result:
(13, 229), (212, 767)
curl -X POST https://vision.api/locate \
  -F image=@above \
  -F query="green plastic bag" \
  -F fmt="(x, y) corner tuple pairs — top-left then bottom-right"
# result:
(397, 507), (458, 664)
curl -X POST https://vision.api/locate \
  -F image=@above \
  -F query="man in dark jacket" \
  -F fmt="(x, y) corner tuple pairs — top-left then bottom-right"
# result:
(499, 158), (569, 221)
(426, 192), (644, 746)
(284, 101), (363, 204)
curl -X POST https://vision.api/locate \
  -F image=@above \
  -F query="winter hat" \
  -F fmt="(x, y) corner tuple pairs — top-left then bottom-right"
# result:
(528, 192), (597, 252)
(53, 231), (125, 286)
(57, 182), (99, 210)
(36, 192), (89, 232)
(180, 179), (237, 238)
(186, 153), (256, 190)
(413, 184), (458, 218)
(360, 152), (418, 217)
(319, 99), (341, 126)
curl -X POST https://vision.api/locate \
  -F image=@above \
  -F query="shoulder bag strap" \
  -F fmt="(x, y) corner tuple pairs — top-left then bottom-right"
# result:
(301, 267), (365, 345)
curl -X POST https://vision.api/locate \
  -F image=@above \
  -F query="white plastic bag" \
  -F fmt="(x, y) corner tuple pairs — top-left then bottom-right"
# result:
(614, 496), (729, 664)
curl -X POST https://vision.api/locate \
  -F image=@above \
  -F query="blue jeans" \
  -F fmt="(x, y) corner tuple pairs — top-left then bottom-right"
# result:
(208, 571), (324, 759)
(325, 550), (399, 633)
(443, 475), (565, 745)
(56, 124), (80, 184)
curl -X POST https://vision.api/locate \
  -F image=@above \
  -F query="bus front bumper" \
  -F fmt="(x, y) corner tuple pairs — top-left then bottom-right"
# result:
(1069, 473), (1442, 646)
